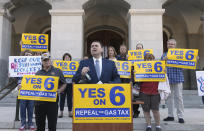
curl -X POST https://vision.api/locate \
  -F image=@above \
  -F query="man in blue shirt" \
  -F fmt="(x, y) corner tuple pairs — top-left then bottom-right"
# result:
(162, 39), (185, 123)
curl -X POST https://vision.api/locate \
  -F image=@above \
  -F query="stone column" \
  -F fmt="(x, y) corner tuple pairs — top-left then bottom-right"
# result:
(0, 10), (12, 88)
(200, 15), (204, 35)
(128, 9), (165, 59)
(49, 10), (84, 60)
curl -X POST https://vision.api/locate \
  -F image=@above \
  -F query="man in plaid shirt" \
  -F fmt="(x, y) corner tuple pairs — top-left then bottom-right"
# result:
(161, 39), (185, 124)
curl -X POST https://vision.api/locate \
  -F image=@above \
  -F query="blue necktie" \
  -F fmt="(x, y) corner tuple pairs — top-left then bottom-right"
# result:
(95, 60), (100, 79)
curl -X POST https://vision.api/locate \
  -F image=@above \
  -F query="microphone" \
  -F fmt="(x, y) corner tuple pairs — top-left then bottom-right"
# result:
(85, 73), (91, 81)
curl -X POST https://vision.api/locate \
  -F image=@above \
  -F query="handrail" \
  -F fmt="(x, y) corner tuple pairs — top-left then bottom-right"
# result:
(0, 78), (18, 100)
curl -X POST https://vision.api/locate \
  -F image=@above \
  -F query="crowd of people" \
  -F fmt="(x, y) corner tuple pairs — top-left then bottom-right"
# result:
(15, 39), (187, 131)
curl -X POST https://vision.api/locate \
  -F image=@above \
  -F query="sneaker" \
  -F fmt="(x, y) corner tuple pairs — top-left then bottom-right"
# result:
(69, 111), (73, 117)
(178, 118), (185, 123)
(29, 125), (36, 130)
(156, 127), (162, 131)
(163, 117), (174, 121)
(146, 127), (152, 131)
(58, 111), (63, 118)
(19, 125), (25, 131)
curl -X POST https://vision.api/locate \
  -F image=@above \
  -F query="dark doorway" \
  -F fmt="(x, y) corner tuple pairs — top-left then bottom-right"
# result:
(44, 30), (51, 52)
(86, 30), (123, 57)
(163, 31), (168, 53)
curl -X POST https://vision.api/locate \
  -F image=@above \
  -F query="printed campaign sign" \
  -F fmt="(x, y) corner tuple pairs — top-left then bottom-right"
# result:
(196, 71), (204, 96)
(166, 49), (198, 69)
(128, 49), (153, 64)
(9, 56), (42, 77)
(134, 61), (166, 82)
(115, 61), (132, 78)
(53, 60), (79, 77)
(18, 75), (59, 102)
(21, 33), (49, 52)
(73, 84), (132, 123)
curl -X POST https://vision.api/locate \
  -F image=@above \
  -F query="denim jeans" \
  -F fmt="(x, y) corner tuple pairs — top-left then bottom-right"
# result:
(20, 100), (34, 126)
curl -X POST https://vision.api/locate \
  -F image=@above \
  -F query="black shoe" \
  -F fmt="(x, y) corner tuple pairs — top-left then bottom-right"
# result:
(133, 113), (138, 118)
(58, 115), (63, 118)
(133, 112), (140, 118)
(156, 127), (162, 131)
(178, 118), (185, 123)
(163, 117), (174, 121)
(146, 127), (152, 131)
(133, 110), (140, 118)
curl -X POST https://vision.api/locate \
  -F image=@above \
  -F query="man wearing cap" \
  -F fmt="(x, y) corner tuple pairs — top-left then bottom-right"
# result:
(35, 52), (67, 131)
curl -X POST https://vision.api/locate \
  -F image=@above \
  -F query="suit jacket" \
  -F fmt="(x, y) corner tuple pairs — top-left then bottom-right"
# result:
(73, 58), (121, 84)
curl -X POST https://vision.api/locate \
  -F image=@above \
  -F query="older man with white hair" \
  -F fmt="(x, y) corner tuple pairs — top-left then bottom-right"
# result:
(161, 39), (185, 124)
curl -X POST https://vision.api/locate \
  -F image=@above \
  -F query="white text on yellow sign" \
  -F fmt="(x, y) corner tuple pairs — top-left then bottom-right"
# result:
(73, 84), (132, 123)
(166, 48), (198, 69)
(134, 61), (166, 82)
(21, 33), (48, 52)
(128, 49), (153, 62)
(115, 61), (132, 78)
(18, 75), (59, 102)
(53, 60), (79, 78)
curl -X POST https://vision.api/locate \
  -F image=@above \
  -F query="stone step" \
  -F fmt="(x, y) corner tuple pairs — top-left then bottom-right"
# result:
(1, 90), (203, 108)
(1, 120), (204, 131)
(0, 107), (204, 131)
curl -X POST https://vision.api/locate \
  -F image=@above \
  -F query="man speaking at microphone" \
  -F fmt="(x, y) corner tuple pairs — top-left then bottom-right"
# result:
(73, 41), (121, 84)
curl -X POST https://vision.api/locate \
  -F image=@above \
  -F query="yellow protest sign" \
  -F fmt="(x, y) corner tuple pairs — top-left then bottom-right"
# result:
(134, 61), (166, 82)
(21, 33), (49, 52)
(115, 61), (132, 78)
(18, 75), (59, 102)
(73, 84), (132, 123)
(166, 48), (198, 69)
(128, 49), (153, 64)
(53, 60), (79, 77)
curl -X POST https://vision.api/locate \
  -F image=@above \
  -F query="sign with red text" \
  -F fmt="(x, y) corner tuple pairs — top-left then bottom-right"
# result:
(9, 56), (42, 77)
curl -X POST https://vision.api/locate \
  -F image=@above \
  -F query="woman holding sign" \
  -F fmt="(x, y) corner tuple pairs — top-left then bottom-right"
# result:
(58, 53), (73, 118)
(140, 53), (162, 131)
(18, 50), (36, 131)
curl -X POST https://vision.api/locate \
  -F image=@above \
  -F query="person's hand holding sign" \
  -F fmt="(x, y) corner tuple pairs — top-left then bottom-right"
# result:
(57, 85), (67, 94)
(163, 56), (168, 61)
(17, 84), (22, 90)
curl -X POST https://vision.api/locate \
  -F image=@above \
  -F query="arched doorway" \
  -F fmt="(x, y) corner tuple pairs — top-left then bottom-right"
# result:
(83, 0), (130, 57)
(163, 31), (168, 53)
(41, 27), (51, 52)
(86, 30), (123, 57)
(163, 27), (173, 53)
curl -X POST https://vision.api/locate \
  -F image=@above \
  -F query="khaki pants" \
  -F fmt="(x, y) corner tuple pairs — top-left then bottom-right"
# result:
(167, 83), (184, 118)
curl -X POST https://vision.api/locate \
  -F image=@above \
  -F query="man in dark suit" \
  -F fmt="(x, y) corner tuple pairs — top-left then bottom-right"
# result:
(73, 41), (121, 84)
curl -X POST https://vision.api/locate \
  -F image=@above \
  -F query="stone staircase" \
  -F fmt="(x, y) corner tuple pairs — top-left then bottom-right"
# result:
(0, 89), (17, 107)
(0, 90), (204, 131)
(1, 90), (203, 108)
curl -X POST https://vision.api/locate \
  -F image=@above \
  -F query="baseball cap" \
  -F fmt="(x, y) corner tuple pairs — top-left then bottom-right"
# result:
(41, 52), (50, 60)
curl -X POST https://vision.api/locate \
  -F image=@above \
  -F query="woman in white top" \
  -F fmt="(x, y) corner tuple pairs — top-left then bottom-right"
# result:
(58, 53), (73, 118)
